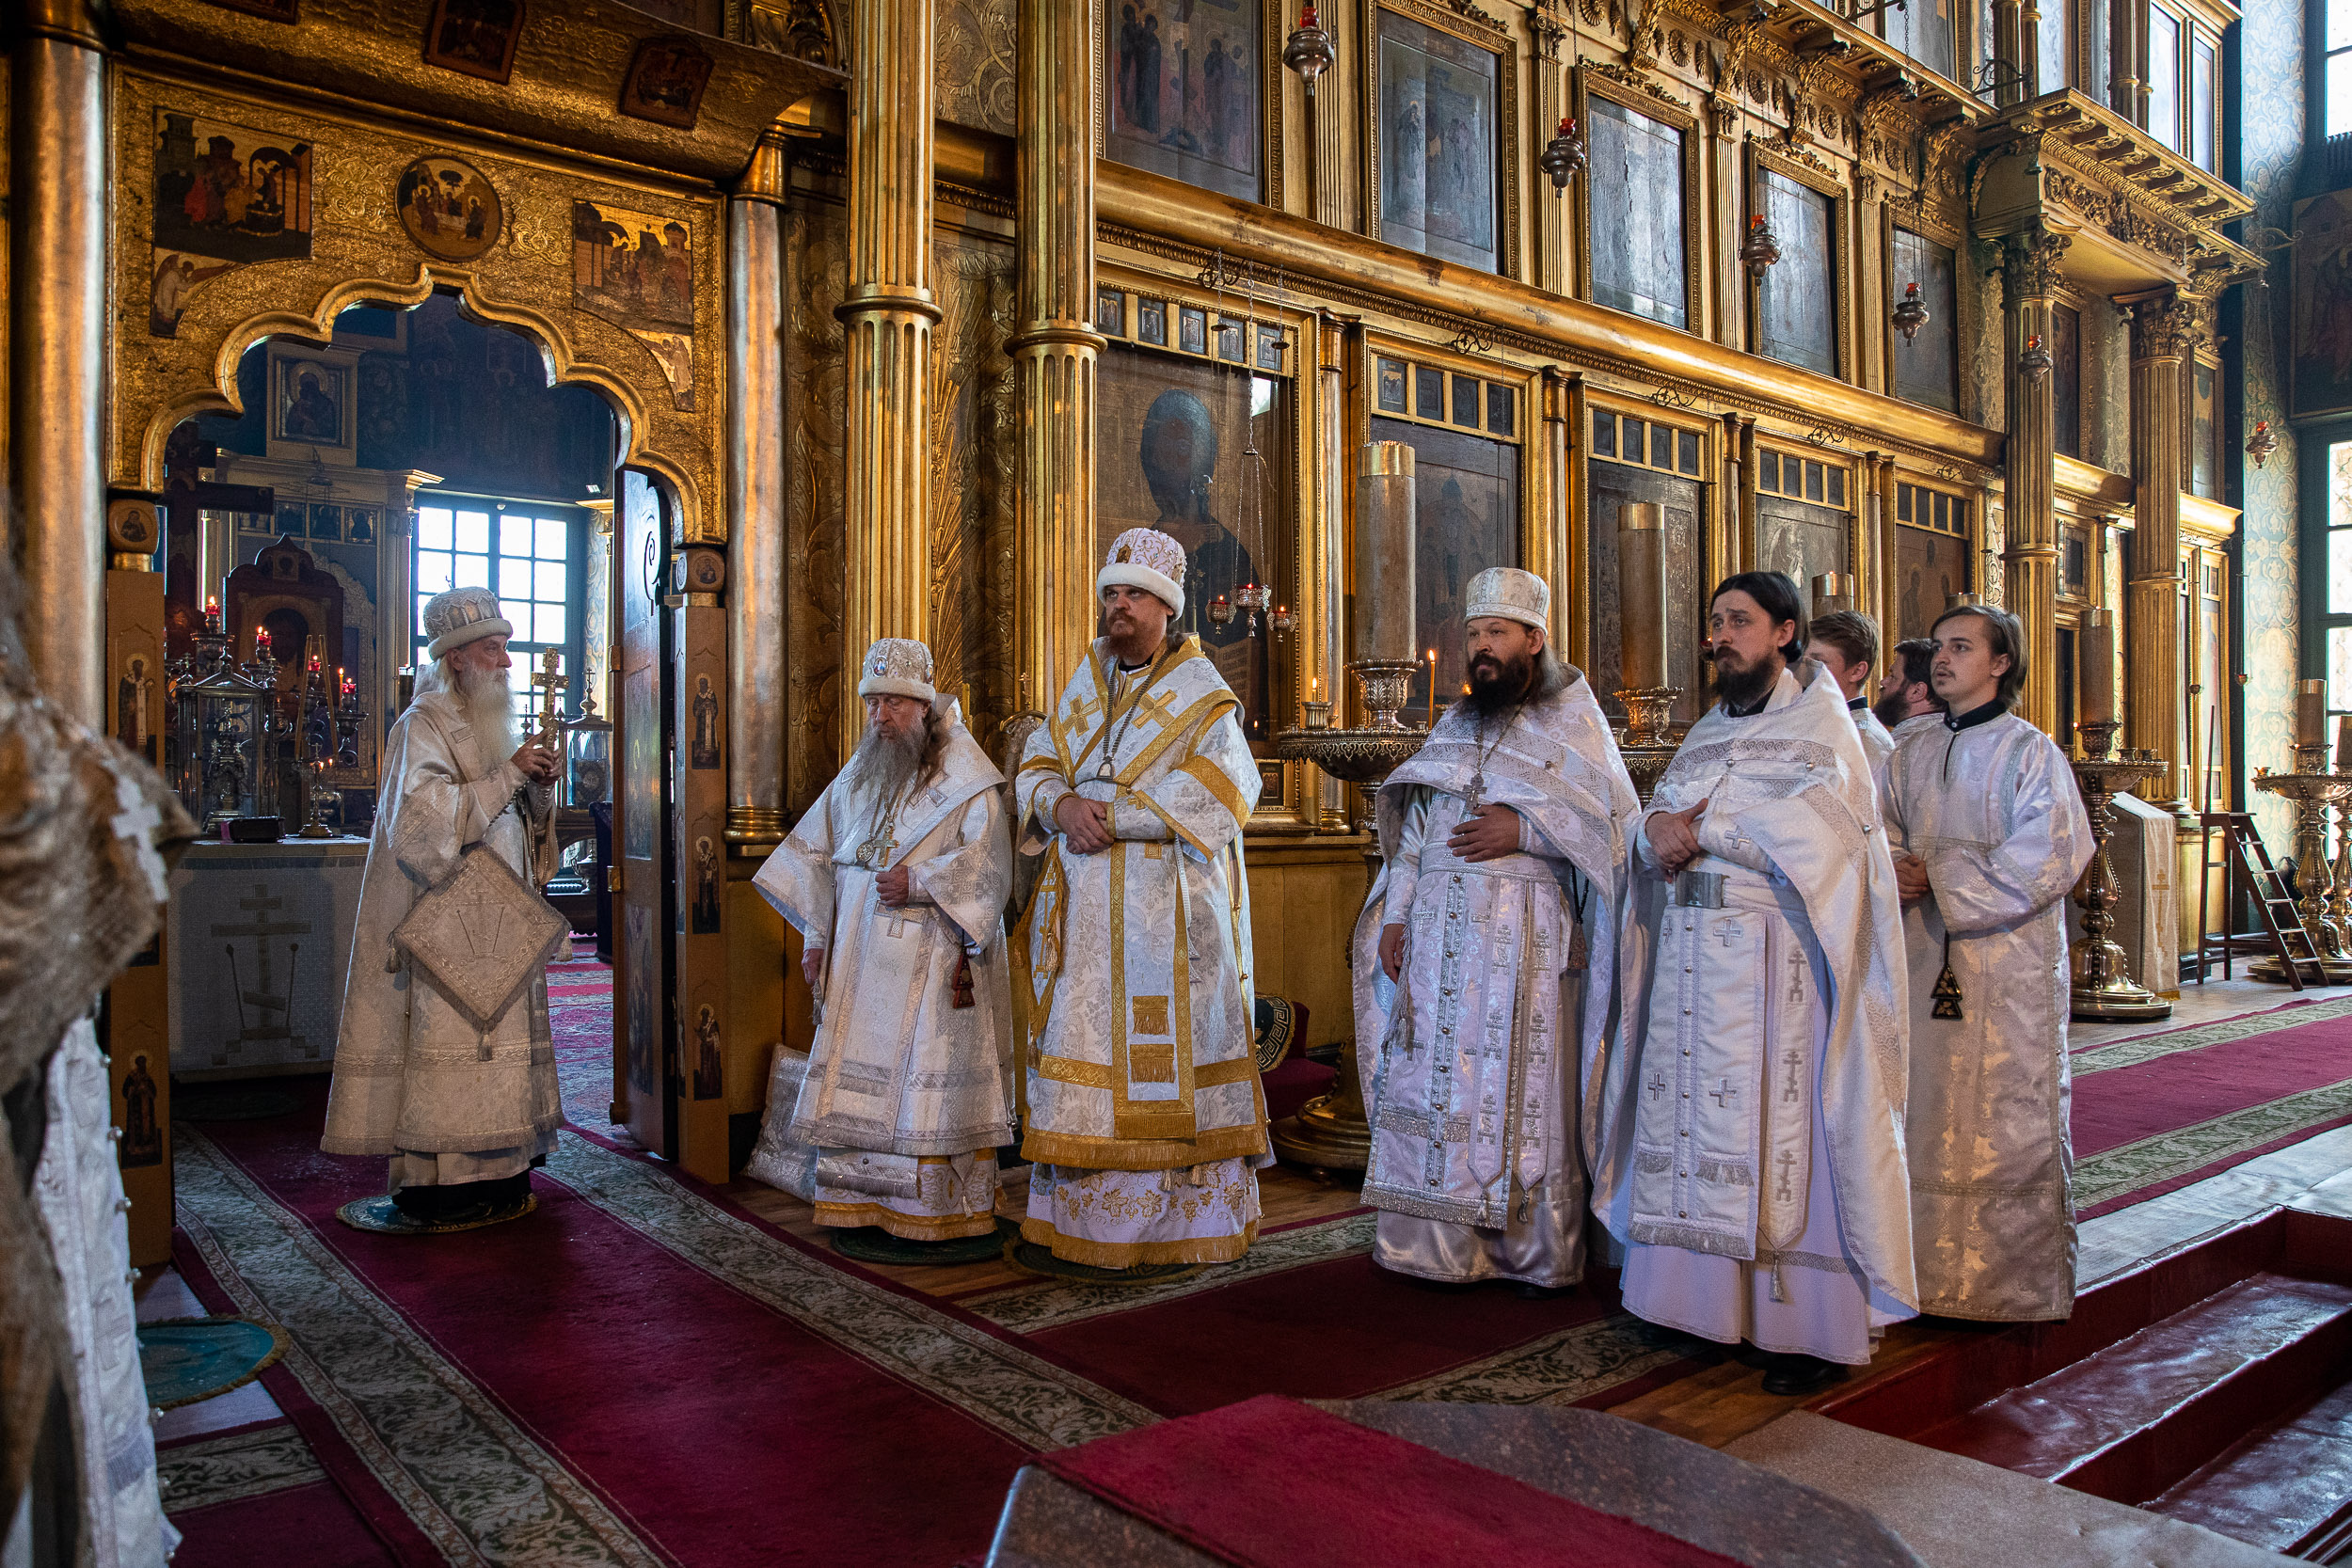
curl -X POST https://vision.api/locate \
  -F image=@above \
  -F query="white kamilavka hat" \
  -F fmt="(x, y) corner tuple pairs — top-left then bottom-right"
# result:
(1464, 567), (1550, 631)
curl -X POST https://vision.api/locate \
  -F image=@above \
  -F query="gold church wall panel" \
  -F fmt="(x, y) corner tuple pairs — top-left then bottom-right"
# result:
(108, 71), (730, 549)
(929, 230), (1020, 761)
(938, 0), (1017, 135)
(1095, 162), (2002, 476)
(783, 184), (848, 815)
(1103, 0), (1285, 210)
(1243, 838), (1374, 1052)
(1570, 64), (1704, 343)
(1359, 328), (1543, 719)
(1575, 386), (1719, 727)
(1361, 0), (1519, 281)
(1093, 258), (1312, 803)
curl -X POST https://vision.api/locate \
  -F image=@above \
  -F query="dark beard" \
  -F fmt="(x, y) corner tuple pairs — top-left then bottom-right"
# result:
(1871, 692), (1910, 728)
(1464, 650), (1534, 716)
(1711, 653), (1778, 712)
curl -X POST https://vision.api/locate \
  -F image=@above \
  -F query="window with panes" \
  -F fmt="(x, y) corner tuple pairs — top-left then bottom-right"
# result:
(412, 498), (586, 717)
(2330, 0), (2352, 138)
(2323, 444), (2352, 720)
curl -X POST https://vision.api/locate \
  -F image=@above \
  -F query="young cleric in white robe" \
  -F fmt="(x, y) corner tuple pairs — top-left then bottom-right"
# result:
(1013, 528), (1267, 1268)
(1806, 610), (1897, 773)
(323, 586), (564, 1232)
(1883, 604), (2092, 1321)
(1590, 571), (1918, 1396)
(1353, 568), (1640, 1292)
(751, 639), (1016, 1243)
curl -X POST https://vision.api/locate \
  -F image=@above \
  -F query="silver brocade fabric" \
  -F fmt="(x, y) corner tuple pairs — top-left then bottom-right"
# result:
(1883, 710), (2093, 1322)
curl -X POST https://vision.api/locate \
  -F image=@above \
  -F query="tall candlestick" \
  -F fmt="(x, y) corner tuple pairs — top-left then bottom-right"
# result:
(2337, 713), (2352, 772)
(2298, 679), (2328, 751)
(1810, 572), (1851, 614)
(2078, 608), (2115, 726)
(1357, 442), (1418, 663)
(1424, 648), (1437, 730)
(1617, 504), (1668, 692)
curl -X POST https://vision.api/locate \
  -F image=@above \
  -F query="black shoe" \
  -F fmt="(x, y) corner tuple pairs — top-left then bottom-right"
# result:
(1514, 1282), (1578, 1300)
(1758, 1353), (1848, 1397)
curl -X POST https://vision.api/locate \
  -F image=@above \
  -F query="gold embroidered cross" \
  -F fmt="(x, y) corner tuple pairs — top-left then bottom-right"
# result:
(1067, 692), (1104, 731)
(1127, 689), (1183, 731)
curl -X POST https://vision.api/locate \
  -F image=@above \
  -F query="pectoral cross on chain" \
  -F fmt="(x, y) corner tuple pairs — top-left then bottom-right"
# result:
(856, 827), (895, 870)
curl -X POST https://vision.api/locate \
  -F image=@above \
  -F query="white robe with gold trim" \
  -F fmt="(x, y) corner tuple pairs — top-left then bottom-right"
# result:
(1013, 637), (1265, 1266)
(751, 700), (1015, 1240)
(322, 685), (559, 1190)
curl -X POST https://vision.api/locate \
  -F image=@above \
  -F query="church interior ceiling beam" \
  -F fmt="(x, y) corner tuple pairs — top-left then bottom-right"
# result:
(111, 0), (844, 184)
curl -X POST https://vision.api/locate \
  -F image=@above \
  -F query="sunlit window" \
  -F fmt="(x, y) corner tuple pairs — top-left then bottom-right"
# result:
(413, 499), (580, 717)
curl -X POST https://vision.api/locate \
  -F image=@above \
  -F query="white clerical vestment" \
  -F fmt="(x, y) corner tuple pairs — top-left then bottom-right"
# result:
(751, 703), (1015, 1239)
(1591, 663), (1917, 1365)
(1850, 698), (1896, 772)
(1014, 637), (1265, 1266)
(323, 684), (561, 1187)
(1883, 707), (2092, 1321)
(1351, 671), (1639, 1287)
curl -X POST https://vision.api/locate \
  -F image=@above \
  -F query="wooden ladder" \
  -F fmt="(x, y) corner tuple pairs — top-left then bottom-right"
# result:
(2198, 812), (2316, 990)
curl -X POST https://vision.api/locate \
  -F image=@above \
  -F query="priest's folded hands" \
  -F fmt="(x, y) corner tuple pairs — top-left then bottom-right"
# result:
(1645, 796), (1709, 874)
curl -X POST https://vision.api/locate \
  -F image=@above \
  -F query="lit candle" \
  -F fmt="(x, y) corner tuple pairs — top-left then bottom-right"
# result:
(2078, 609), (2114, 726)
(255, 627), (272, 660)
(1311, 675), (1319, 701)
(335, 666), (346, 712)
(1425, 648), (1438, 730)
(2298, 679), (2328, 750)
(205, 595), (220, 631)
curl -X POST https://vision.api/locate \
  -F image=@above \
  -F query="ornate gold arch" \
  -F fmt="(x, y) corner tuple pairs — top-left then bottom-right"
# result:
(110, 65), (727, 541)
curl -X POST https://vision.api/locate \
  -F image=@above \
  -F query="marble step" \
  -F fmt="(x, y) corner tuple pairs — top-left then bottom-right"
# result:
(2145, 1378), (2352, 1560)
(1915, 1273), (2352, 1505)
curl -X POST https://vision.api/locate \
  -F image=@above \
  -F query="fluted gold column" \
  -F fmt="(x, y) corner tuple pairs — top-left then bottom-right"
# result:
(839, 0), (938, 758)
(1009, 0), (1104, 748)
(2125, 288), (2198, 806)
(728, 130), (790, 847)
(8, 1), (107, 726)
(2000, 230), (2067, 736)
(1311, 311), (1350, 827)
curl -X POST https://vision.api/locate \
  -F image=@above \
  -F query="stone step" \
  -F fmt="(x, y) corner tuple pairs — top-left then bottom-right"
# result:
(1915, 1273), (2352, 1505)
(2146, 1377), (2352, 1560)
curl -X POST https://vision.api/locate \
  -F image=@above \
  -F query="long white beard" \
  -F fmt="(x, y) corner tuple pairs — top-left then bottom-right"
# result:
(842, 721), (927, 827)
(445, 659), (523, 780)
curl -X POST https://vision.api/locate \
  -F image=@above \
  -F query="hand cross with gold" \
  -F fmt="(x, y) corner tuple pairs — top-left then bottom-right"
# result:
(532, 648), (569, 750)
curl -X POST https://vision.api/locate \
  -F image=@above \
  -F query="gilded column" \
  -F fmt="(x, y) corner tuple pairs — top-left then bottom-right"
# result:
(1308, 4), (1351, 230)
(839, 0), (938, 757)
(2126, 288), (2198, 806)
(1311, 310), (1350, 827)
(2000, 230), (2067, 736)
(8, 1), (107, 725)
(1869, 452), (1899, 636)
(1530, 10), (1569, 295)
(1009, 0), (1104, 750)
(728, 129), (790, 847)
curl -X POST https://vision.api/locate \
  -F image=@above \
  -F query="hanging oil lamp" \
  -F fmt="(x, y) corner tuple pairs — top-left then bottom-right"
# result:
(2019, 332), (2051, 380)
(1892, 281), (1929, 342)
(1740, 214), (1780, 278)
(1539, 117), (1587, 193)
(2247, 419), (2280, 468)
(1282, 3), (1337, 97)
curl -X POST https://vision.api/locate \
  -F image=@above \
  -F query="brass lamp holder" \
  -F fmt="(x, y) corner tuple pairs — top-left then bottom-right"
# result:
(1615, 686), (1682, 804)
(2249, 749), (2352, 986)
(2067, 720), (2170, 1022)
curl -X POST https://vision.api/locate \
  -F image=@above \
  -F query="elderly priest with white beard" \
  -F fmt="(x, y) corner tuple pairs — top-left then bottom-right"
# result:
(1014, 528), (1265, 1268)
(323, 587), (563, 1233)
(1353, 567), (1639, 1294)
(1590, 571), (1917, 1396)
(751, 639), (1015, 1243)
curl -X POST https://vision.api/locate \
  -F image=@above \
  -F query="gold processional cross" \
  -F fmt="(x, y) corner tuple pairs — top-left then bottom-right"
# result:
(532, 648), (568, 751)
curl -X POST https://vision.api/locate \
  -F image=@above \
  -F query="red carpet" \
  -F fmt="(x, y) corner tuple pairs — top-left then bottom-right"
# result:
(1041, 1396), (1745, 1568)
(168, 1478), (403, 1568)
(2070, 1002), (2352, 1217)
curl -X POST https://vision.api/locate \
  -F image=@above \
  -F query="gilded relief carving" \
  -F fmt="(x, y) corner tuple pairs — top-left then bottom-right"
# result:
(937, 0), (1016, 135)
(785, 197), (850, 812)
(929, 237), (1020, 758)
(110, 71), (727, 542)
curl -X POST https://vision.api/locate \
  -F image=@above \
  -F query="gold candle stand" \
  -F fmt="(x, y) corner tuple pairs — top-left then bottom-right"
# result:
(2067, 720), (2170, 1022)
(2249, 750), (2352, 986)
(1268, 657), (1433, 1172)
(1614, 686), (1682, 804)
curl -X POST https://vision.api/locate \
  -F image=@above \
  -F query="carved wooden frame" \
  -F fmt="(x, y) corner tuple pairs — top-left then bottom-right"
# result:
(1880, 208), (1970, 418)
(1095, 256), (1317, 829)
(1571, 64), (1705, 340)
(1360, 0), (1521, 281)
(1094, 0), (1288, 210)
(1567, 382), (1723, 690)
(1745, 139), (1856, 387)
